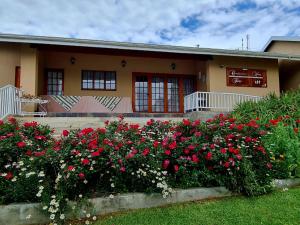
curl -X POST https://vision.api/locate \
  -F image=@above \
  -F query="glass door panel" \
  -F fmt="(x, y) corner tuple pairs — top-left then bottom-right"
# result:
(151, 77), (165, 112)
(135, 76), (148, 112)
(167, 78), (179, 112)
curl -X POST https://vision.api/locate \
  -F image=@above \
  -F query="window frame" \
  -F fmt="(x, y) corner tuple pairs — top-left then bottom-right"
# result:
(81, 70), (117, 91)
(45, 68), (64, 95)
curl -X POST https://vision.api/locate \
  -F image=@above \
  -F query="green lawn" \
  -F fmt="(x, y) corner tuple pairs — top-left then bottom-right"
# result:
(93, 188), (300, 225)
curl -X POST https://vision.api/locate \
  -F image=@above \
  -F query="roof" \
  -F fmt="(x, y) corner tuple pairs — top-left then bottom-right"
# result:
(1, 33), (300, 60)
(263, 36), (300, 52)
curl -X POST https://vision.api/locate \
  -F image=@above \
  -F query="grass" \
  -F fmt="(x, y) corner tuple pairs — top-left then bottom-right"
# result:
(90, 187), (300, 225)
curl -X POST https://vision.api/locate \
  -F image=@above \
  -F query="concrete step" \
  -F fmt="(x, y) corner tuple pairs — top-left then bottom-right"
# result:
(17, 116), (186, 135)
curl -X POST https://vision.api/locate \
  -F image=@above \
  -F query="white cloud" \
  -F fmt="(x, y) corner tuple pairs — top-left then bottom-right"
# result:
(0, 0), (299, 50)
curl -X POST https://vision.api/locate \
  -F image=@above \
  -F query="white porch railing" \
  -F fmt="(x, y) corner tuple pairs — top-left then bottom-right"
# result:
(0, 85), (22, 120)
(184, 91), (262, 112)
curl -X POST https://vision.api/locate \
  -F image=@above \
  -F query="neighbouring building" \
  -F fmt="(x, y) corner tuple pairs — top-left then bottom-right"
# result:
(263, 36), (300, 92)
(0, 34), (299, 116)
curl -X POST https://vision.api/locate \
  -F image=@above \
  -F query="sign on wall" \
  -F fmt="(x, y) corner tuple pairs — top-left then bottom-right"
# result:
(226, 67), (267, 88)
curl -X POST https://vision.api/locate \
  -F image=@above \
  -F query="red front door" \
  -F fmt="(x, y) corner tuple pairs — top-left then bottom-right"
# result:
(15, 66), (21, 88)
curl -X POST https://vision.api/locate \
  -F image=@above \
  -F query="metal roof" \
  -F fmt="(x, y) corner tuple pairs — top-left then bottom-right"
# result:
(1, 33), (300, 60)
(262, 36), (300, 52)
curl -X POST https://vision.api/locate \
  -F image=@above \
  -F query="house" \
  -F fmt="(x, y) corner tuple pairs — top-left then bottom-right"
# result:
(263, 36), (300, 92)
(0, 33), (300, 118)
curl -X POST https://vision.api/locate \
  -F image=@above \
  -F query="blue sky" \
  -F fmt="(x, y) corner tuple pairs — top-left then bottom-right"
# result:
(0, 0), (300, 50)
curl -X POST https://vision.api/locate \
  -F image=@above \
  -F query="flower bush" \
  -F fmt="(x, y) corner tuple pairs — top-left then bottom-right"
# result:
(0, 113), (299, 225)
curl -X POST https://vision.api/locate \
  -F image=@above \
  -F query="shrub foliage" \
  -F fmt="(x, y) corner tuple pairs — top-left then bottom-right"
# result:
(0, 107), (299, 224)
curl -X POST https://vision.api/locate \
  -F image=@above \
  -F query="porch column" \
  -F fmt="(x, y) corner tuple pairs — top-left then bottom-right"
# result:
(20, 44), (39, 112)
(20, 44), (38, 96)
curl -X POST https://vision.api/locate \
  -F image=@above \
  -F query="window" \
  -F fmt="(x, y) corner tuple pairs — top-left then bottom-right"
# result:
(82, 70), (116, 90)
(46, 69), (64, 95)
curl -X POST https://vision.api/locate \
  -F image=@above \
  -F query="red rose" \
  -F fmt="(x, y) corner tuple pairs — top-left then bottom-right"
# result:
(174, 165), (179, 172)
(0, 120), (3, 126)
(191, 154), (199, 163)
(125, 152), (135, 159)
(17, 141), (26, 148)
(67, 165), (75, 171)
(220, 148), (227, 154)
(183, 149), (190, 155)
(62, 130), (69, 137)
(164, 149), (171, 155)
(5, 172), (13, 180)
(245, 137), (252, 143)
(8, 117), (16, 124)
(25, 150), (32, 156)
(91, 151), (100, 157)
(224, 161), (230, 168)
(142, 148), (150, 156)
(168, 141), (177, 150)
(82, 158), (90, 165)
(98, 128), (106, 134)
(146, 119), (154, 126)
(162, 159), (170, 169)
(267, 163), (272, 169)
(153, 141), (160, 148)
(192, 120), (200, 126)
(182, 119), (191, 126)
(195, 131), (202, 137)
(34, 151), (46, 157)
(205, 152), (213, 160)
(78, 173), (85, 180)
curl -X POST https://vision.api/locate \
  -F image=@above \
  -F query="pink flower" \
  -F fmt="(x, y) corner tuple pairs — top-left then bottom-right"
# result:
(78, 173), (85, 180)
(236, 154), (242, 160)
(162, 159), (170, 169)
(0, 120), (3, 126)
(120, 167), (126, 173)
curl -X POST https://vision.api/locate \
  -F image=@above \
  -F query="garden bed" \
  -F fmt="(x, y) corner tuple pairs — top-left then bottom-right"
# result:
(1, 90), (300, 225)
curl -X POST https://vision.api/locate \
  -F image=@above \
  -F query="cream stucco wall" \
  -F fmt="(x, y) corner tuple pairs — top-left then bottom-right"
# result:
(265, 41), (300, 91)
(267, 41), (300, 54)
(207, 56), (280, 96)
(0, 43), (20, 87)
(40, 51), (199, 96)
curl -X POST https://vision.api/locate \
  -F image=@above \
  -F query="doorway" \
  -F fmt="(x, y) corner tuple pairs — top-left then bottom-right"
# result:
(133, 73), (196, 113)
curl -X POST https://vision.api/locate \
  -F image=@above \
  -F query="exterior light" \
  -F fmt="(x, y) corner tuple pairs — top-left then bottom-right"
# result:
(121, 60), (127, 67)
(70, 57), (76, 65)
(171, 62), (176, 70)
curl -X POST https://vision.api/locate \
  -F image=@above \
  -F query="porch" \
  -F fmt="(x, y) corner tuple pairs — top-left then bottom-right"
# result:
(0, 84), (261, 120)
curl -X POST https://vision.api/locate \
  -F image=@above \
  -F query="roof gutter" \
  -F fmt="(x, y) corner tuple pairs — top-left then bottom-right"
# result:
(1, 34), (300, 61)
